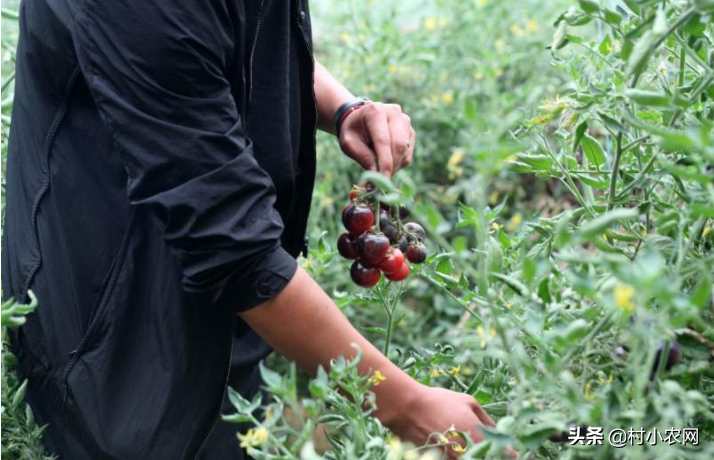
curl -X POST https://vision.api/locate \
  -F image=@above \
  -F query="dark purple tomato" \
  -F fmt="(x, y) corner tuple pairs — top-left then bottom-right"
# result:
(651, 340), (681, 379)
(345, 205), (375, 235)
(337, 233), (359, 259)
(404, 222), (426, 242)
(398, 235), (409, 253)
(361, 181), (376, 193)
(350, 261), (381, 288)
(378, 210), (399, 242)
(357, 233), (390, 266)
(342, 204), (352, 229)
(406, 243), (427, 264)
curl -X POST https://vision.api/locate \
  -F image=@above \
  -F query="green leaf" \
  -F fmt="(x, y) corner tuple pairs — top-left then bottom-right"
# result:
(578, 173), (609, 190)
(517, 153), (554, 170)
(578, 0), (600, 14)
(603, 8), (623, 25)
(550, 20), (568, 50)
(572, 121), (588, 153)
(259, 362), (283, 389)
(578, 208), (639, 241)
(625, 89), (672, 106)
(464, 97), (478, 122)
(581, 134), (606, 166)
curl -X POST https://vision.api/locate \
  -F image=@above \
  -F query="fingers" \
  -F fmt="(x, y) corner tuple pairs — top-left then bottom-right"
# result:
(469, 399), (496, 427)
(386, 106), (412, 171)
(339, 102), (416, 177)
(363, 104), (394, 177)
(404, 126), (416, 168)
(339, 131), (377, 171)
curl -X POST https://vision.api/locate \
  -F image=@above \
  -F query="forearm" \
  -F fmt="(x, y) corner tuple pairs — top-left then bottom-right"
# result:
(314, 59), (355, 134)
(238, 266), (423, 426)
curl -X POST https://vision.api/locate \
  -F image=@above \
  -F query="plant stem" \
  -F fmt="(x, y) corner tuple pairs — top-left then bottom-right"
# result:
(607, 132), (624, 211)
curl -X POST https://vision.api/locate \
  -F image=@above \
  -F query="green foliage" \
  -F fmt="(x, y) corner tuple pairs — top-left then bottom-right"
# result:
(2, 0), (714, 458)
(1, 296), (54, 460)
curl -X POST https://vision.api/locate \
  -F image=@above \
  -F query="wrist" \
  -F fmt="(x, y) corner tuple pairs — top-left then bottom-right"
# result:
(372, 374), (427, 429)
(333, 97), (371, 138)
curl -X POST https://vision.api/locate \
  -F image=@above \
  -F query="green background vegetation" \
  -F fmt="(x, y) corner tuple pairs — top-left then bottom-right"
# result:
(2, 1), (713, 459)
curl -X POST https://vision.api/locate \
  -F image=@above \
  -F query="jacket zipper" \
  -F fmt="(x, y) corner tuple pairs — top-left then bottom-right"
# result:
(296, 0), (318, 256)
(192, 336), (233, 460)
(248, 0), (266, 103)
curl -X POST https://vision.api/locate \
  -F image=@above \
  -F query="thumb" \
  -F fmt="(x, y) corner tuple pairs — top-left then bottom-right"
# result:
(340, 132), (377, 172)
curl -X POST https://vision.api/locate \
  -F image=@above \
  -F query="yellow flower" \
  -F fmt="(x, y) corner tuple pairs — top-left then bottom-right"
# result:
(597, 374), (613, 385)
(526, 20), (539, 33)
(387, 436), (404, 460)
(448, 365), (461, 377)
(388, 64), (398, 74)
(429, 367), (442, 378)
(476, 325), (496, 348)
(491, 221), (501, 232)
(584, 382), (595, 401)
(504, 154), (517, 164)
(238, 427), (269, 450)
(437, 434), (450, 444)
(440, 91), (454, 105)
(474, 71), (485, 81)
(371, 370), (387, 386)
(424, 17), (437, 31)
(506, 213), (523, 232)
(488, 190), (499, 205)
(418, 451), (441, 460)
(495, 39), (506, 55)
(614, 283), (635, 312)
(448, 149), (465, 168)
(505, 301), (513, 309)
(703, 224), (712, 238)
(451, 444), (466, 454)
(447, 149), (466, 179)
(364, 54), (373, 64)
(475, 0), (487, 5)
(439, 17), (449, 27)
(495, 68), (504, 77)
(445, 424), (458, 437)
(510, 24), (525, 38)
(339, 32), (350, 43)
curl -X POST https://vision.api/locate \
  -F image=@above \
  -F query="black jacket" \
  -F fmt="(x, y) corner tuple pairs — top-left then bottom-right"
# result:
(1, 0), (316, 458)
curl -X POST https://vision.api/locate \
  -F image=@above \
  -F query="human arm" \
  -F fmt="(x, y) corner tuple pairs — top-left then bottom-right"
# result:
(70, 0), (296, 310)
(314, 60), (416, 178)
(240, 267), (496, 451)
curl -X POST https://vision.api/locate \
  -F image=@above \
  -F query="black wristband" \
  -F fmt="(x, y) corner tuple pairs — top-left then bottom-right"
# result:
(333, 97), (371, 138)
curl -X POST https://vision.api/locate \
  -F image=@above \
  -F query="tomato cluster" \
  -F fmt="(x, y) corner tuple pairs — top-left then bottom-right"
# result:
(337, 183), (427, 288)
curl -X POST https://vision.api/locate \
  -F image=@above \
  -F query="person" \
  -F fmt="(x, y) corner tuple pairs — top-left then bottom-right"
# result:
(2, 0), (496, 458)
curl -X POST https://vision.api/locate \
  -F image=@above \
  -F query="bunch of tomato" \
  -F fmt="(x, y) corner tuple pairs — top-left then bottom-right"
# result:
(337, 183), (427, 288)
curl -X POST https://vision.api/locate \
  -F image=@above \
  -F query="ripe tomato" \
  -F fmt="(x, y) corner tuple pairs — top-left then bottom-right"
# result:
(345, 205), (374, 235)
(337, 233), (359, 259)
(385, 261), (410, 281)
(356, 233), (390, 266)
(350, 261), (381, 287)
(379, 248), (405, 274)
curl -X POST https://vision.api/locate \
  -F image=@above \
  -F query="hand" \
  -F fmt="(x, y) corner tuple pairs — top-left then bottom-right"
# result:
(338, 102), (416, 178)
(379, 385), (493, 458)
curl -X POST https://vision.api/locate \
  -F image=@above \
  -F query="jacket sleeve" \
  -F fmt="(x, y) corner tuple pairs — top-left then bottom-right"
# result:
(69, 0), (297, 311)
